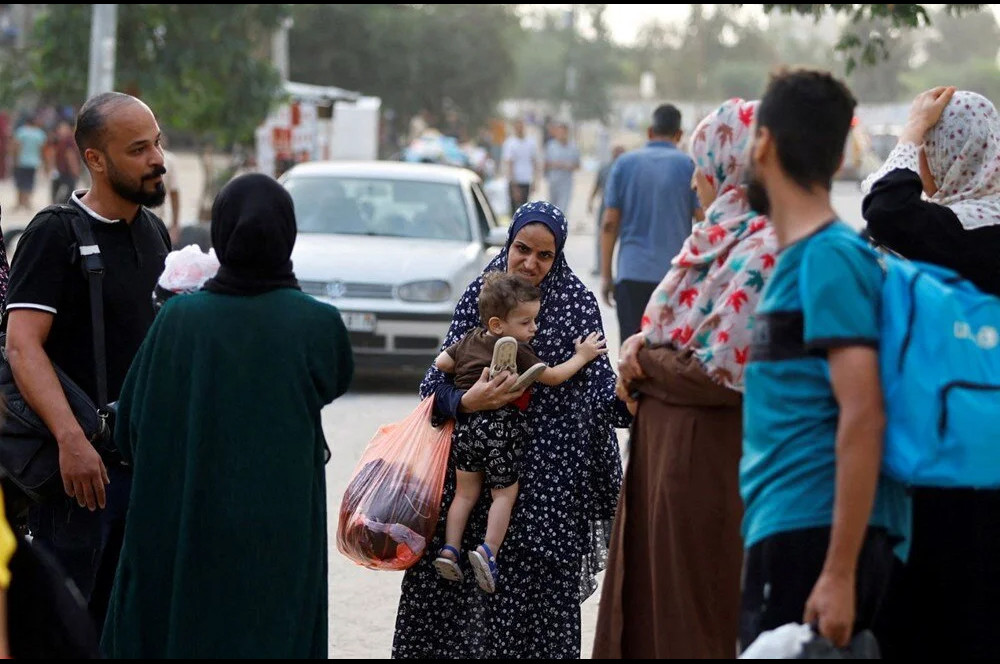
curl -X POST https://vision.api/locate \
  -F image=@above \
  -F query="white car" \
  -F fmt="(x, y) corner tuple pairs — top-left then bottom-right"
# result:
(280, 160), (508, 373)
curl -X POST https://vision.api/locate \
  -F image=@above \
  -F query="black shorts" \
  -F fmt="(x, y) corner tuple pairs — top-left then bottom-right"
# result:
(13, 166), (36, 193)
(739, 525), (895, 653)
(452, 407), (528, 489)
(509, 183), (530, 213)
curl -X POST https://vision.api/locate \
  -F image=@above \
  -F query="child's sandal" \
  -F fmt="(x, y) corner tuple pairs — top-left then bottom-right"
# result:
(468, 543), (498, 594)
(433, 544), (463, 582)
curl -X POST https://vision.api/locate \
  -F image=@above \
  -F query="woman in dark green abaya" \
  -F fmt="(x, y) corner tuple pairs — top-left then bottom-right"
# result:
(101, 173), (354, 658)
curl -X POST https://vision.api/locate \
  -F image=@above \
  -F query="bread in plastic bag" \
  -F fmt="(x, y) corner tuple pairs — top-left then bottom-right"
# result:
(337, 396), (453, 570)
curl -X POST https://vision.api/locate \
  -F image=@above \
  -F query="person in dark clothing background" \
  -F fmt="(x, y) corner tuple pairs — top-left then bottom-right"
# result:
(862, 86), (1000, 659)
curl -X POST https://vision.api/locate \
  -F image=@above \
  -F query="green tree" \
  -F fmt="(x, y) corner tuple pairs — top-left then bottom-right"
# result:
(923, 6), (1000, 65)
(844, 16), (917, 102)
(288, 4), (520, 142)
(902, 58), (1000, 106)
(508, 9), (570, 106)
(659, 5), (779, 102)
(758, 4), (987, 72)
(27, 5), (288, 148)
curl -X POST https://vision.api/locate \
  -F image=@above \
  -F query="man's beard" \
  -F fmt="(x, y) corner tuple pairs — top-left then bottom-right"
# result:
(745, 164), (770, 217)
(107, 156), (167, 208)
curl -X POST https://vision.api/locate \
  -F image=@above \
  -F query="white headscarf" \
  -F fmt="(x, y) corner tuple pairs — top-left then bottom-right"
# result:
(925, 90), (1000, 229)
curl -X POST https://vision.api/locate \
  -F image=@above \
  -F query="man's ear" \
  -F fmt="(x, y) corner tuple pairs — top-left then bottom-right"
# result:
(84, 147), (105, 174)
(750, 127), (771, 166)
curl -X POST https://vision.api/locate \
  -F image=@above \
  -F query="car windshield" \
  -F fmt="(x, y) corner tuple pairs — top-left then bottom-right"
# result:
(284, 175), (472, 241)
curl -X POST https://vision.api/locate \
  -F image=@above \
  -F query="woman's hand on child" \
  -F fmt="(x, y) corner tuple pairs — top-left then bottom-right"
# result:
(459, 368), (524, 413)
(574, 331), (609, 361)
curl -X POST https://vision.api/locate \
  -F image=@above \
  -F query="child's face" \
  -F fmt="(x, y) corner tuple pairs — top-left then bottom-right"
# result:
(496, 300), (540, 343)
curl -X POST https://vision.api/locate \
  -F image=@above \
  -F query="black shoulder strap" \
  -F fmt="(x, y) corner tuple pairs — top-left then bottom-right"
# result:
(58, 206), (108, 407)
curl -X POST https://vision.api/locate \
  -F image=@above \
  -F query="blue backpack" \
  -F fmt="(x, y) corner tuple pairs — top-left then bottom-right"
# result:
(879, 253), (1000, 488)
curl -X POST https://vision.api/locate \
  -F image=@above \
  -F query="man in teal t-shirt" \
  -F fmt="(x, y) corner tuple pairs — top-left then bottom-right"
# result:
(738, 68), (910, 653)
(13, 115), (49, 211)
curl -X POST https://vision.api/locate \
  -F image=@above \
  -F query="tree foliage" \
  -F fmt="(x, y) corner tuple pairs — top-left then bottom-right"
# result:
(23, 4), (289, 148)
(759, 4), (987, 72)
(288, 4), (521, 139)
(5, 2), (996, 156)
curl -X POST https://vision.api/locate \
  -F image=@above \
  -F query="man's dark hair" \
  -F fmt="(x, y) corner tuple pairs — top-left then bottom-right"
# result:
(74, 91), (139, 155)
(479, 271), (540, 326)
(651, 104), (682, 137)
(757, 67), (857, 192)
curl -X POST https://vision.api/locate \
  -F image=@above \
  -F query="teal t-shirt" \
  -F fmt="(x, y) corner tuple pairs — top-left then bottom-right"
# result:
(740, 220), (910, 550)
(14, 125), (48, 169)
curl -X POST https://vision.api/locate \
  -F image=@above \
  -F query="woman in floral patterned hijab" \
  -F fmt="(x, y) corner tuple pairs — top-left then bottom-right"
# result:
(634, 98), (779, 391)
(593, 98), (779, 658)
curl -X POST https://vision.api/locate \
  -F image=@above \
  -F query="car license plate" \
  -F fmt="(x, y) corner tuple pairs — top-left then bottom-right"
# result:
(341, 311), (377, 332)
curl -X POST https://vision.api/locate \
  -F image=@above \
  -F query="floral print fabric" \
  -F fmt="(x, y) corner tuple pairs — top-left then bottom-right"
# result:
(924, 90), (1000, 229)
(392, 201), (631, 658)
(640, 98), (779, 391)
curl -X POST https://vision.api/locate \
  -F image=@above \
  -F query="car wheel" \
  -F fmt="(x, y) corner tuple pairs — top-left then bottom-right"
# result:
(2, 227), (25, 261)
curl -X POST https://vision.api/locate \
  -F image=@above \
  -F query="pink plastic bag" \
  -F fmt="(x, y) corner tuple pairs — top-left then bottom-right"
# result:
(337, 397), (453, 570)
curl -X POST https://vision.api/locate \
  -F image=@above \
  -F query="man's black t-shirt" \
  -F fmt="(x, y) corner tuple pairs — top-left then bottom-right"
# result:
(5, 194), (170, 404)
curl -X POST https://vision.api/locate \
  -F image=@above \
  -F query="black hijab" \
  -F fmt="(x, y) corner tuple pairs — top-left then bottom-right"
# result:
(202, 173), (301, 296)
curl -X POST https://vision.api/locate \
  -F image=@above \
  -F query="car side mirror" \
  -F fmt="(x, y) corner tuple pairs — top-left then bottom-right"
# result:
(486, 226), (508, 248)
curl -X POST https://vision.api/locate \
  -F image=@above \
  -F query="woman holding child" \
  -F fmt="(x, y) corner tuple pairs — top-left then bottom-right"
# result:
(392, 201), (633, 659)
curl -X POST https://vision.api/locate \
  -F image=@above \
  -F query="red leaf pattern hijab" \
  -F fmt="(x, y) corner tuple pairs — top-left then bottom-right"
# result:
(924, 90), (1000, 229)
(639, 98), (779, 392)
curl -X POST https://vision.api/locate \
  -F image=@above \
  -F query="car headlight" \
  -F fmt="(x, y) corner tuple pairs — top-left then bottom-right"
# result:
(397, 280), (452, 303)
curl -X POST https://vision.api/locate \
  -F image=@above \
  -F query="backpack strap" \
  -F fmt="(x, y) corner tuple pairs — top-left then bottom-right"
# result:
(45, 204), (109, 408)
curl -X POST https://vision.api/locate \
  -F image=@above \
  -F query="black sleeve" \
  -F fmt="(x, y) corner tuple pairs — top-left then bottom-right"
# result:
(862, 168), (970, 266)
(4, 211), (74, 316)
(430, 380), (465, 427)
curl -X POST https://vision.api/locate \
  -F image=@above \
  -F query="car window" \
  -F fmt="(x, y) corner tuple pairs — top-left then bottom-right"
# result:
(283, 175), (472, 241)
(470, 181), (497, 241)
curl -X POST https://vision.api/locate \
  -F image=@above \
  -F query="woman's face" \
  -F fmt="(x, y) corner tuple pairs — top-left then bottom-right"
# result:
(691, 167), (716, 210)
(507, 223), (557, 286)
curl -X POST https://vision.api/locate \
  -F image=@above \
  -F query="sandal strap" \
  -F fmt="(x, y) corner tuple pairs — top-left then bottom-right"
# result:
(440, 544), (461, 558)
(479, 543), (497, 572)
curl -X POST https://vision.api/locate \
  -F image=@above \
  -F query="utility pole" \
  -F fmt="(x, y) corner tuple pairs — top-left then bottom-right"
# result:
(272, 16), (294, 82)
(87, 4), (118, 99)
(563, 6), (577, 124)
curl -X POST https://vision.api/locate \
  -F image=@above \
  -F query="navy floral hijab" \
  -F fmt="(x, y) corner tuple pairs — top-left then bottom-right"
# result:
(419, 201), (629, 600)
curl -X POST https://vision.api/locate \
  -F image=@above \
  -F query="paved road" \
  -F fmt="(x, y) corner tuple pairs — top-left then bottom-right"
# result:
(0, 154), (868, 658)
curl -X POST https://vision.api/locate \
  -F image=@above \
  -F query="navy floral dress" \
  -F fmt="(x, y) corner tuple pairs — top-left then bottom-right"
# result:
(0, 223), (9, 308)
(392, 203), (632, 658)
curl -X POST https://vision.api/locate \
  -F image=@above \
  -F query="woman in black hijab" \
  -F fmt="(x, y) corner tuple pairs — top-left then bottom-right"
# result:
(102, 173), (354, 659)
(204, 172), (300, 295)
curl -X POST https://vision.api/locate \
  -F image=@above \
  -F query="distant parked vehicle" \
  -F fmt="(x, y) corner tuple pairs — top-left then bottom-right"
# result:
(279, 160), (508, 374)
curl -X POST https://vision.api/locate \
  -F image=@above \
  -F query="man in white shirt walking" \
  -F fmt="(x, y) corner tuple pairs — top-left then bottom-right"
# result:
(501, 118), (538, 215)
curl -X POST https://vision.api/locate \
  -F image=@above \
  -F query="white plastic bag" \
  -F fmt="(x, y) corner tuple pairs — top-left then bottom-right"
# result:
(158, 244), (220, 294)
(740, 622), (815, 658)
